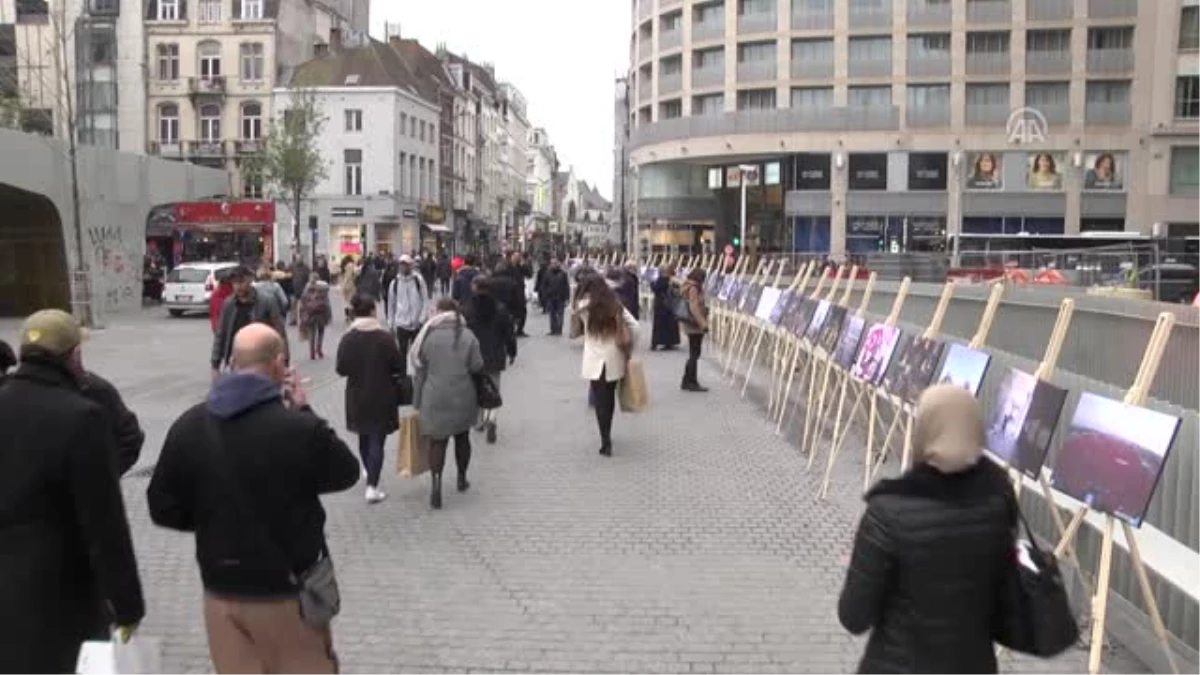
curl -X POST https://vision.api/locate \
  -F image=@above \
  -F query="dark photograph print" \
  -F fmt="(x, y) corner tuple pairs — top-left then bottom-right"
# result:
(769, 290), (795, 325)
(935, 343), (991, 396)
(834, 315), (867, 369)
(788, 297), (818, 337)
(705, 272), (723, 295)
(718, 276), (737, 302)
(851, 323), (902, 385)
(881, 332), (916, 394)
(731, 280), (751, 308)
(892, 336), (946, 403)
(804, 299), (833, 341)
(740, 283), (764, 315)
(986, 368), (1069, 477)
(817, 305), (848, 354)
(1051, 393), (1182, 527)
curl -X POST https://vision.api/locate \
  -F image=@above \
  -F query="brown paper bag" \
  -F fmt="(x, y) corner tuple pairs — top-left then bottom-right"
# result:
(395, 413), (429, 478)
(618, 359), (649, 413)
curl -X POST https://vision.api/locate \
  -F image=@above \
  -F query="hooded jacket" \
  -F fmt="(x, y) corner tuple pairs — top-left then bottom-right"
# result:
(387, 271), (427, 331)
(147, 372), (359, 597)
(336, 317), (405, 434)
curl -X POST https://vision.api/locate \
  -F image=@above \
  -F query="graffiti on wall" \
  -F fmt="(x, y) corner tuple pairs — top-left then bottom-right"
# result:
(87, 224), (139, 312)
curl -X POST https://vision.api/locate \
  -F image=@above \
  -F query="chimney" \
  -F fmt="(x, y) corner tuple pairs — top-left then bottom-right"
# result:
(329, 28), (342, 53)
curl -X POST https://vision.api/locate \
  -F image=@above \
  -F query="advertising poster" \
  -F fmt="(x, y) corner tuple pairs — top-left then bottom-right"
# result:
(1083, 152), (1125, 191)
(965, 152), (1003, 190)
(1026, 152), (1065, 191)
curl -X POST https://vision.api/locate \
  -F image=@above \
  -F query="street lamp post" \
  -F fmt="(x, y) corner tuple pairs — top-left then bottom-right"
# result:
(738, 164), (756, 256)
(629, 162), (640, 261)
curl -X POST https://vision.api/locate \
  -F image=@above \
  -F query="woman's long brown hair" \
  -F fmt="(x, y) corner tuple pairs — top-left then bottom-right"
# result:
(578, 276), (624, 339)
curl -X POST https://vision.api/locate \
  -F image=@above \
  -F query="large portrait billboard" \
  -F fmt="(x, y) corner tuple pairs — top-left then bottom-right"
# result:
(965, 152), (1003, 190)
(1026, 152), (1065, 191)
(1083, 152), (1125, 191)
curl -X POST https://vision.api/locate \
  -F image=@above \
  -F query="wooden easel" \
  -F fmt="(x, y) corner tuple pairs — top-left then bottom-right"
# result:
(766, 264), (815, 418)
(797, 266), (850, 454)
(772, 267), (833, 434)
(722, 259), (772, 378)
(714, 256), (749, 350)
(816, 277), (911, 495)
(739, 262), (790, 395)
(1052, 312), (1180, 675)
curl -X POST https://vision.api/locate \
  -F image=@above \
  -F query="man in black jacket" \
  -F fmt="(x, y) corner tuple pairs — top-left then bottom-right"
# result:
(81, 371), (145, 475)
(0, 310), (145, 673)
(541, 258), (571, 336)
(502, 251), (532, 337)
(211, 266), (287, 378)
(149, 323), (358, 673)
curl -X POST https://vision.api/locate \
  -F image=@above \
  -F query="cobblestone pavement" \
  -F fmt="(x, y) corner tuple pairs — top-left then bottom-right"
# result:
(0, 303), (1147, 674)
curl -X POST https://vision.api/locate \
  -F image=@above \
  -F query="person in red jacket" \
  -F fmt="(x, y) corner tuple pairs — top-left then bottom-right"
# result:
(209, 272), (234, 333)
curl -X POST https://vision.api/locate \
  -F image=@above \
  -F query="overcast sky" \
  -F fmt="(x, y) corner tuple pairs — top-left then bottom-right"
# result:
(371, 0), (628, 200)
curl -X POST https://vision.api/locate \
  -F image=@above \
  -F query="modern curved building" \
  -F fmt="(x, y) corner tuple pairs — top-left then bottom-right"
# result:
(625, 0), (1200, 259)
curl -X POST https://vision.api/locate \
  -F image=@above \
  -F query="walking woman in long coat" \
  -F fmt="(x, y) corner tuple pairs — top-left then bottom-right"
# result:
(650, 265), (681, 351)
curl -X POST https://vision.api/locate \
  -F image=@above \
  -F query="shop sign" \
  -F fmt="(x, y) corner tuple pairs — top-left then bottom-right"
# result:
(848, 154), (888, 191)
(402, 209), (418, 219)
(421, 204), (447, 224)
(175, 200), (275, 225)
(331, 207), (364, 218)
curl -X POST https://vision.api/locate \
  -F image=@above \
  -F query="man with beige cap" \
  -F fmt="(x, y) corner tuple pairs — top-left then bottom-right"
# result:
(0, 309), (145, 673)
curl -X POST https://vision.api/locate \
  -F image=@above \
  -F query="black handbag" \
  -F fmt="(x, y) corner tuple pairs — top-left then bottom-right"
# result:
(393, 373), (413, 407)
(202, 416), (341, 628)
(473, 372), (502, 409)
(993, 503), (1080, 657)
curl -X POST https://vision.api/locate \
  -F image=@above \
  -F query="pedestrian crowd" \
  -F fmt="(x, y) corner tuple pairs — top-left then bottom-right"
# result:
(0, 250), (1059, 674)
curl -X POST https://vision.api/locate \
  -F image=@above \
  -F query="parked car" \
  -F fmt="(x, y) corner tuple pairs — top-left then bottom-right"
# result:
(162, 261), (239, 317)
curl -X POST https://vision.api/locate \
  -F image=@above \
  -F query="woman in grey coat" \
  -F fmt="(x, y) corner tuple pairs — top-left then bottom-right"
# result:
(410, 298), (484, 509)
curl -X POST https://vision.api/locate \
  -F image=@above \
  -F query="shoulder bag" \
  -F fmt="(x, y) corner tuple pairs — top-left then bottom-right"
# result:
(202, 416), (340, 629)
(472, 372), (503, 410)
(672, 285), (695, 324)
(992, 500), (1079, 657)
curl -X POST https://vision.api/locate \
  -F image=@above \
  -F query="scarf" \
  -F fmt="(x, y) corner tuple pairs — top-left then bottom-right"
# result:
(348, 316), (387, 333)
(407, 310), (460, 372)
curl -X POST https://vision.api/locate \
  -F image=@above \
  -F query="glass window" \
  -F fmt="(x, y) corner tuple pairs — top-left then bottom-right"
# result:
(345, 109), (362, 131)
(1026, 81), (1069, 106)
(1181, 6), (1200, 51)
(693, 93), (724, 115)
(694, 1), (724, 24)
(242, 0), (262, 19)
(345, 149), (363, 196)
(1088, 26), (1133, 50)
(966, 31), (1010, 55)
(794, 0), (833, 13)
(399, 152), (407, 197)
(198, 40), (221, 78)
(907, 83), (949, 108)
(792, 38), (833, 62)
(848, 85), (891, 108)
(660, 99), (682, 119)
(198, 104), (220, 141)
(791, 86), (833, 108)
(243, 174), (263, 199)
(158, 103), (178, 142)
(239, 42), (264, 81)
(1086, 80), (1130, 104)
(737, 88), (776, 110)
(661, 11), (682, 31)
(737, 41), (776, 63)
(694, 47), (723, 69)
(156, 43), (179, 80)
(400, 112), (407, 136)
(1175, 76), (1199, 119)
(738, 0), (774, 16)
(848, 36), (891, 61)
(1027, 29), (1071, 53)
(198, 0), (219, 23)
(240, 102), (261, 139)
(1170, 146), (1199, 195)
(157, 0), (179, 20)
(965, 82), (1010, 105)
(849, 0), (886, 12)
(660, 55), (682, 75)
(907, 33), (950, 59)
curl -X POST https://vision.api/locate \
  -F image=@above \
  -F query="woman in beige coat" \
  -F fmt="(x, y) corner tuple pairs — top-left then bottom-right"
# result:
(571, 275), (638, 457)
(679, 268), (710, 392)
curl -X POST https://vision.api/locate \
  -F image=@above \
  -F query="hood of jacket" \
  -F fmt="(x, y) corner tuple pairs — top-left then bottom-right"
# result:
(207, 372), (282, 419)
(349, 316), (388, 333)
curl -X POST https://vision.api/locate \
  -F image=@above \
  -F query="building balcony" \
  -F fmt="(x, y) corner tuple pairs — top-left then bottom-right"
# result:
(906, 105), (951, 128)
(658, 72), (682, 96)
(907, 1), (952, 27)
(966, 0), (1012, 24)
(638, 0), (653, 22)
(737, 11), (777, 35)
(660, 0), (682, 9)
(791, 59), (834, 80)
(638, 77), (654, 101)
(907, 56), (951, 77)
(1085, 101), (1132, 125)
(1026, 51), (1072, 76)
(1035, 102), (1071, 124)
(792, 7), (833, 30)
(737, 59), (778, 83)
(628, 106), (901, 149)
(1086, 49), (1134, 75)
(848, 58), (892, 78)
(965, 52), (1012, 76)
(638, 38), (653, 62)
(1087, 0), (1137, 19)
(148, 140), (184, 158)
(235, 139), (264, 155)
(692, 66), (725, 89)
(1027, 0), (1073, 21)
(848, 8), (892, 31)
(660, 27), (681, 51)
(188, 76), (226, 98)
(693, 20), (724, 42)
(188, 139), (227, 158)
(965, 103), (1012, 126)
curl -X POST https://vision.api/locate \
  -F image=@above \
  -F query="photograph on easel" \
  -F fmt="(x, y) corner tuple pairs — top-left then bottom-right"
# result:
(833, 315), (867, 369)
(704, 272), (722, 295)
(880, 332), (916, 393)
(769, 290), (795, 325)
(740, 283), (764, 315)
(754, 286), (783, 322)
(850, 323), (902, 384)
(730, 279), (751, 307)
(804, 299), (832, 341)
(985, 368), (1069, 477)
(935, 343), (991, 396)
(787, 298), (818, 336)
(817, 305), (848, 354)
(718, 276), (737, 302)
(1050, 393), (1182, 527)
(890, 336), (946, 403)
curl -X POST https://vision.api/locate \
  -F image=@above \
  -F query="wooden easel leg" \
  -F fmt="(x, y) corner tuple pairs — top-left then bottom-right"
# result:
(741, 328), (766, 398)
(806, 363), (836, 470)
(785, 356), (814, 435)
(800, 356), (821, 455)
(1122, 521), (1181, 674)
(1087, 517), (1116, 675)
(1054, 506), (1090, 559)
(1038, 472), (1091, 596)
(864, 393), (878, 492)
(819, 374), (851, 500)
(899, 411), (914, 471)
(869, 401), (903, 483)
(775, 346), (801, 434)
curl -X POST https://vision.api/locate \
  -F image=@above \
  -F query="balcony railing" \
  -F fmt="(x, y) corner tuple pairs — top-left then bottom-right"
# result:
(1026, 51), (1072, 75)
(907, 1), (952, 27)
(1086, 48), (1134, 74)
(906, 105), (951, 128)
(965, 103), (1012, 125)
(965, 52), (1012, 76)
(1027, 0), (1073, 21)
(1085, 101), (1132, 125)
(235, 139), (264, 155)
(848, 57), (892, 78)
(638, 77), (653, 101)
(188, 140), (227, 157)
(638, 37), (653, 62)
(1033, 102), (1071, 124)
(638, 0), (653, 22)
(658, 72), (682, 96)
(1087, 0), (1137, 19)
(848, 8), (892, 31)
(790, 59), (834, 79)
(791, 7), (833, 30)
(737, 11), (776, 35)
(737, 59), (778, 83)
(628, 106), (902, 148)
(966, 0), (1012, 24)
(660, 0), (682, 9)
(660, 27), (681, 51)
(188, 76), (226, 95)
(692, 20), (724, 42)
(907, 56), (951, 77)
(148, 140), (184, 157)
(692, 66), (725, 89)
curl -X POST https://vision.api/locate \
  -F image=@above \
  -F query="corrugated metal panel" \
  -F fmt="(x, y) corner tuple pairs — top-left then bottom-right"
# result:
(962, 192), (1067, 217)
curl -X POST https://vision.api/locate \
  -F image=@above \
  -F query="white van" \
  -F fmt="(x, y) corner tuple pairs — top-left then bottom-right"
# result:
(162, 262), (239, 317)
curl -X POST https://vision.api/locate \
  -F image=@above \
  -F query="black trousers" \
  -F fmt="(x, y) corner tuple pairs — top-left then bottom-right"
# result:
(684, 332), (705, 385)
(590, 375), (618, 445)
(395, 327), (418, 377)
(428, 432), (471, 476)
(513, 305), (528, 335)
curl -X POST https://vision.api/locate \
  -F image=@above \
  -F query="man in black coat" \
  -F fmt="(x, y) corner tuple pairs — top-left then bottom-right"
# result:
(148, 323), (359, 672)
(81, 371), (146, 475)
(541, 258), (571, 336)
(0, 310), (145, 673)
(502, 252), (532, 337)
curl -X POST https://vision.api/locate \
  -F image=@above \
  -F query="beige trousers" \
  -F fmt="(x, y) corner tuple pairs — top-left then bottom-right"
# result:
(203, 594), (337, 674)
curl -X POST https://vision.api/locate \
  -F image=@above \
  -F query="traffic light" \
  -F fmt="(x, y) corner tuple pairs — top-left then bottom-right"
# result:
(733, 236), (741, 247)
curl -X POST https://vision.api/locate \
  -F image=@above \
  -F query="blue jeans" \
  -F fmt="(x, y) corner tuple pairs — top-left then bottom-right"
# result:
(547, 299), (565, 334)
(358, 433), (386, 488)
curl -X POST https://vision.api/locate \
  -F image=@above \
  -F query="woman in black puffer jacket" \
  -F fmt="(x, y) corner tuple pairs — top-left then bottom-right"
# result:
(838, 383), (1017, 674)
(463, 276), (517, 444)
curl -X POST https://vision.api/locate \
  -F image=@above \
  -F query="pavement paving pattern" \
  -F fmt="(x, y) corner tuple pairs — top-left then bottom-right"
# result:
(0, 303), (1148, 674)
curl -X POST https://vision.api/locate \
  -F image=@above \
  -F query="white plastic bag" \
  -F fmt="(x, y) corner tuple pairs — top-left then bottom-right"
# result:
(77, 635), (161, 674)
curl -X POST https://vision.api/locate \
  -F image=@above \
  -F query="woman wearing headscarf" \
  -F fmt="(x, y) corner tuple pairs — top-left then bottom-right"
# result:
(649, 265), (681, 351)
(838, 384), (1017, 674)
(571, 275), (638, 457)
(410, 298), (484, 510)
(463, 276), (517, 444)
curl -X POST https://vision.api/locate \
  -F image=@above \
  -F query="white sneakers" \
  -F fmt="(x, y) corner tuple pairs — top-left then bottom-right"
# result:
(365, 486), (387, 504)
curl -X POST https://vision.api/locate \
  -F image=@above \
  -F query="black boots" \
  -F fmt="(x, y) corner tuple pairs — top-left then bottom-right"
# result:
(430, 473), (443, 510)
(599, 440), (612, 457)
(457, 473), (471, 492)
(681, 381), (710, 392)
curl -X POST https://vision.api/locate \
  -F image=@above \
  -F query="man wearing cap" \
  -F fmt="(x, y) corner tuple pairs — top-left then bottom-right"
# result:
(0, 309), (145, 672)
(386, 254), (427, 375)
(212, 265), (288, 378)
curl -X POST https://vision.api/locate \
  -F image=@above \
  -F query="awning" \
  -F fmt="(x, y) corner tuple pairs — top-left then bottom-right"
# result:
(422, 223), (452, 233)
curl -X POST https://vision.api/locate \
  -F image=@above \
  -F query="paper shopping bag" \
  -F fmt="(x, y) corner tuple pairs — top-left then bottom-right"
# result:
(618, 359), (649, 413)
(77, 635), (162, 674)
(396, 413), (429, 478)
